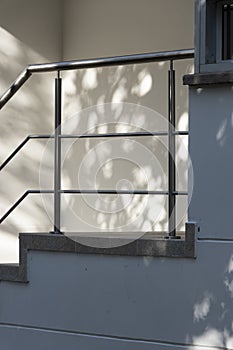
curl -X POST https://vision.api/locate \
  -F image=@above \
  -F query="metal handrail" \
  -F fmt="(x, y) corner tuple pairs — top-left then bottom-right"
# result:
(0, 130), (189, 171)
(0, 189), (188, 224)
(0, 49), (194, 109)
(0, 48), (194, 236)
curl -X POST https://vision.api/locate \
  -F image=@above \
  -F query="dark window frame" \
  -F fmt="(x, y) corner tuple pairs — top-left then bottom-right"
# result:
(196, 0), (233, 73)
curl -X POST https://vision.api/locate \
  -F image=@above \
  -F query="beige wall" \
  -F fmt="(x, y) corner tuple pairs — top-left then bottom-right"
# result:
(0, 0), (63, 61)
(0, 0), (63, 262)
(0, 0), (194, 261)
(63, 0), (194, 60)
(60, 0), (194, 237)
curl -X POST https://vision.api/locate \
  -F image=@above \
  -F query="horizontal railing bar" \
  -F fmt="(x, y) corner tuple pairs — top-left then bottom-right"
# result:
(0, 134), (51, 171)
(61, 189), (168, 195)
(60, 131), (167, 138)
(60, 190), (188, 195)
(0, 48), (194, 110)
(0, 130), (189, 172)
(29, 49), (194, 73)
(173, 191), (188, 196)
(0, 188), (188, 224)
(59, 131), (188, 139)
(0, 190), (53, 224)
(28, 134), (52, 139)
(27, 190), (54, 194)
(175, 131), (189, 136)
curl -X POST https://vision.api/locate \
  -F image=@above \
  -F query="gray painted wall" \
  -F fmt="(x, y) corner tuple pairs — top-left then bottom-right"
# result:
(189, 85), (233, 239)
(0, 240), (233, 349)
(0, 325), (197, 350)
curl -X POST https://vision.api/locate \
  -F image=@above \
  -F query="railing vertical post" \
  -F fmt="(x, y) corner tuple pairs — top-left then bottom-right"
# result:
(54, 71), (62, 234)
(168, 60), (176, 238)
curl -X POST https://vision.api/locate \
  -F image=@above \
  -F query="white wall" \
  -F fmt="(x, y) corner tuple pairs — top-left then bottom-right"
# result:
(0, 0), (63, 262)
(0, 0), (194, 261)
(59, 0), (194, 235)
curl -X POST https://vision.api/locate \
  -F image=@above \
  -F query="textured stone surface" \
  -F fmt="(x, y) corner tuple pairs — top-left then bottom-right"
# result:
(183, 72), (233, 86)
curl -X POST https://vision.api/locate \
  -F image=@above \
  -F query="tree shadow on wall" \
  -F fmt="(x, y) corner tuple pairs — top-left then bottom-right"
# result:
(56, 60), (193, 234)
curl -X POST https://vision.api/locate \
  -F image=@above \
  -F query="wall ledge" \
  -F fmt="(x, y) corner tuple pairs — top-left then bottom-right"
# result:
(0, 223), (197, 283)
(183, 72), (233, 86)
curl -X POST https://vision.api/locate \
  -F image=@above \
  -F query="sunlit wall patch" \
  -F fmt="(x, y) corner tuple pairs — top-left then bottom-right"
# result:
(39, 102), (193, 249)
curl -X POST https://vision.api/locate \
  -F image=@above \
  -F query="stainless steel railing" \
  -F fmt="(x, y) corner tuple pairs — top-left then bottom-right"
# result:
(0, 48), (194, 236)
